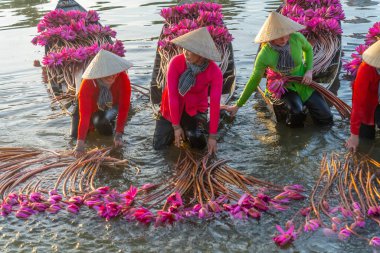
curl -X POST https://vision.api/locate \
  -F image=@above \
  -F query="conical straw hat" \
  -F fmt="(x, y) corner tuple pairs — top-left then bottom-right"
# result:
(254, 12), (305, 43)
(362, 40), (380, 68)
(171, 27), (222, 62)
(82, 49), (133, 79)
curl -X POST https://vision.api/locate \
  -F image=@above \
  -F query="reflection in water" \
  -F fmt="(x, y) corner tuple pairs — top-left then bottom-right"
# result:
(0, 0), (49, 30)
(345, 0), (379, 7)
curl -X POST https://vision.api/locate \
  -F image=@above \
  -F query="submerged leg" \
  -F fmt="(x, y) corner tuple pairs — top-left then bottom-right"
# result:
(181, 112), (207, 150)
(92, 106), (118, 136)
(153, 116), (175, 150)
(282, 90), (306, 128)
(304, 91), (333, 126)
(70, 103), (79, 139)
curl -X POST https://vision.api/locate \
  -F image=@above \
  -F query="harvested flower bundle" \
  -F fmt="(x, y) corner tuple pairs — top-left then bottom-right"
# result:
(273, 153), (380, 249)
(140, 149), (305, 222)
(343, 21), (380, 78)
(266, 69), (351, 118)
(32, 9), (126, 114)
(282, 0), (345, 75)
(155, 2), (233, 91)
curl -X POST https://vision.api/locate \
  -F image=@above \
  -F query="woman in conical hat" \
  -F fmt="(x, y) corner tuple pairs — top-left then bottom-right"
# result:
(224, 12), (333, 127)
(346, 40), (380, 152)
(153, 27), (223, 154)
(72, 49), (133, 157)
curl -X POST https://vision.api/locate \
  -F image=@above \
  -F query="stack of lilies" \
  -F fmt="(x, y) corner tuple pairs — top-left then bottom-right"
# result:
(156, 2), (233, 90)
(343, 21), (380, 77)
(273, 153), (380, 249)
(281, 0), (345, 75)
(0, 147), (304, 225)
(140, 149), (305, 222)
(266, 68), (351, 119)
(32, 9), (126, 115)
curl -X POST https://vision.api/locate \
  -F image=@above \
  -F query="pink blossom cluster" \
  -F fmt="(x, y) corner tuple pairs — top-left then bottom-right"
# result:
(160, 2), (222, 23)
(273, 201), (380, 248)
(37, 9), (99, 32)
(0, 183), (305, 226)
(41, 40), (125, 67)
(32, 21), (116, 46)
(343, 22), (380, 77)
(266, 68), (288, 99)
(158, 3), (233, 50)
(281, 2), (344, 36)
(286, 0), (342, 9)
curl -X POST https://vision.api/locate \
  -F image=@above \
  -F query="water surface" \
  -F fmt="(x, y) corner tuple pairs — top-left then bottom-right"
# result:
(0, 0), (379, 252)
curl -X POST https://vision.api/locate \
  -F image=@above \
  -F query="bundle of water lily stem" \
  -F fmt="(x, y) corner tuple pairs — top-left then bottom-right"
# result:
(0, 146), (305, 224)
(273, 153), (380, 249)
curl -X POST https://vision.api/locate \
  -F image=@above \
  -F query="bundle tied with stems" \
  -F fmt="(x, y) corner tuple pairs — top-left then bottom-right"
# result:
(0, 147), (304, 225)
(139, 148), (306, 223)
(266, 68), (351, 119)
(282, 0), (345, 75)
(32, 9), (126, 115)
(343, 21), (380, 78)
(156, 2), (233, 91)
(272, 153), (380, 249)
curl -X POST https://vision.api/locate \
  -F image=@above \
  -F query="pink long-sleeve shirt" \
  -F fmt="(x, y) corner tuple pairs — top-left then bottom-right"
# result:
(160, 54), (223, 134)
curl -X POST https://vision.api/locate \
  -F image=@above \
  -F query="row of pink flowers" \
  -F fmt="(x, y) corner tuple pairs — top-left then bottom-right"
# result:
(343, 22), (380, 77)
(158, 4), (233, 50)
(37, 9), (100, 32)
(160, 2), (222, 23)
(41, 40), (125, 67)
(0, 184), (305, 226)
(32, 21), (117, 46)
(281, 2), (344, 36)
(273, 201), (380, 248)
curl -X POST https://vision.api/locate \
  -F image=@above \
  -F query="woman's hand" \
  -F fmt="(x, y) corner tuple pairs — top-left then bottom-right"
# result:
(173, 125), (185, 147)
(345, 134), (359, 152)
(73, 140), (86, 158)
(114, 132), (123, 148)
(207, 137), (217, 155)
(302, 70), (313, 85)
(221, 104), (239, 117)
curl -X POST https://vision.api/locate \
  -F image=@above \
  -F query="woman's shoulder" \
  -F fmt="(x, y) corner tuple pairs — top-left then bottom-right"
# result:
(170, 54), (185, 64)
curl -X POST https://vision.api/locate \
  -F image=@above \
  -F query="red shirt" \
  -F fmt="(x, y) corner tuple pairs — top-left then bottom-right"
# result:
(350, 62), (380, 135)
(77, 72), (131, 140)
(160, 54), (223, 134)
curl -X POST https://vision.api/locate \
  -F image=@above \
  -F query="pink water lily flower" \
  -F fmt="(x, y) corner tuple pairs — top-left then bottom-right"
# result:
(29, 192), (43, 202)
(67, 204), (80, 214)
(370, 237), (380, 248)
(273, 225), (297, 247)
(338, 228), (351, 240)
(30, 202), (49, 212)
(155, 211), (182, 226)
(69, 196), (84, 205)
(5, 193), (19, 206)
(304, 219), (320, 232)
(0, 203), (12, 216)
(134, 207), (154, 224)
(124, 185), (137, 206)
(46, 204), (61, 214)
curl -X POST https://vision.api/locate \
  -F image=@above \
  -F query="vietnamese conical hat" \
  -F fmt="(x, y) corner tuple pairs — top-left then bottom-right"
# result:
(362, 40), (380, 68)
(254, 12), (305, 43)
(171, 27), (222, 62)
(82, 49), (133, 79)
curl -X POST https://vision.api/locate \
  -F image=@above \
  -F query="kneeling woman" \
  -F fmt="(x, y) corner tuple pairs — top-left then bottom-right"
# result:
(72, 49), (132, 157)
(225, 12), (333, 127)
(346, 40), (380, 152)
(153, 27), (223, 154)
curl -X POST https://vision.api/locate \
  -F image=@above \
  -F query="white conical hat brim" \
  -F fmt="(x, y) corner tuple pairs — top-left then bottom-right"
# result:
(363, 40), (380, 68)
(254, 12), (305, 43)
(82, 49), (133, 79)
(171, 27), (222, 62)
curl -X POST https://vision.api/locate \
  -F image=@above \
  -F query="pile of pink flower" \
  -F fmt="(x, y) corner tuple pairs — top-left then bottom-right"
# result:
(0, 184), (305, 225)
(32, 9), (125, 68)
(158, 2), (233, 51)
(273, 203), (380, 248)
(343, 22), (380, 77)
(266, 68), (288, 99)
(282, 0), (345, 36)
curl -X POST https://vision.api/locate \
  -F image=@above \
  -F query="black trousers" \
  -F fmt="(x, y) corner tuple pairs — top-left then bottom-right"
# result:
(70, 104), (118, 139)
(359, 104), (380, 139)
(153, 112), (207, 150)
(282, 90), (333, 127)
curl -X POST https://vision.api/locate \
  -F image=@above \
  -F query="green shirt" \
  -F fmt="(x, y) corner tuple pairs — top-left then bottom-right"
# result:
(236, 32), (314, 107)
